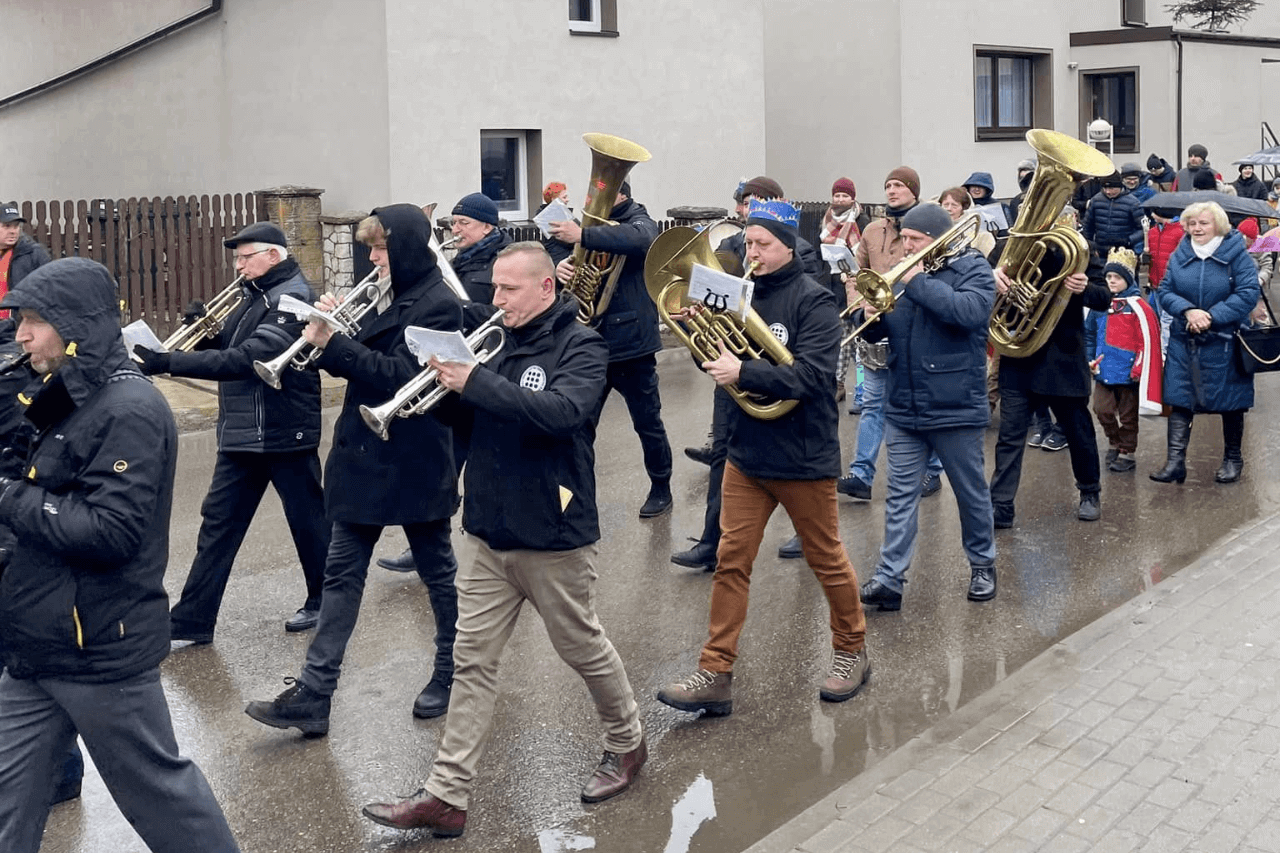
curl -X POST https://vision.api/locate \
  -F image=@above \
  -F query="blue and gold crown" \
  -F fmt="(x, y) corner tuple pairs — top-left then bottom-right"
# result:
(746, 198), (799, 230)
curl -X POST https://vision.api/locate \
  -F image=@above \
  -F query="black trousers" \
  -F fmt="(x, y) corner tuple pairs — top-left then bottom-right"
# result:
(990, 387), (1101, 509)
(170, 449), (330, 639)
(698, 386), (733, 547)
(599, 353), (672, 483)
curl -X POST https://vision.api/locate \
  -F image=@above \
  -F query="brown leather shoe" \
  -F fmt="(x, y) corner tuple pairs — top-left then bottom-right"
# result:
(361, 789), (466, 837)
(581, 736), (648, 803)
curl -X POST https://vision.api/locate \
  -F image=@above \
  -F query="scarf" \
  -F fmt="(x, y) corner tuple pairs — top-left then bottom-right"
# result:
(820, 204), (862, 248)
(1192, 235), (1223, 260)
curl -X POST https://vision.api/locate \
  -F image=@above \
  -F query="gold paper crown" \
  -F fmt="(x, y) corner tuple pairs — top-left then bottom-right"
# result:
(1105, 246), (1137, 276)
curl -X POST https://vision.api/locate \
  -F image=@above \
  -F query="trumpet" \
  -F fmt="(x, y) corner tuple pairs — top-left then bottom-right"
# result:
(252, 269), (388, 389)
(839, 212), (982, 347)
(359, 309), (507, 440)
(422, 202), (471, 302)
(160, 275), (246, 352)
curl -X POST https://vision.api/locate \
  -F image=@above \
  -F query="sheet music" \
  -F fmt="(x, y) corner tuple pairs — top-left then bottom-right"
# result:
(688, 264), (754, 321)
(404, 326), (476, 366)
(121, 319), (166, 356)
(275, 294), (356, 330)
(533, 199), (574, 239)
(821, 243), (857, 273)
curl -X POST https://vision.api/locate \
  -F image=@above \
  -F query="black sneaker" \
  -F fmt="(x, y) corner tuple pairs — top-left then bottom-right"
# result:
(921, 472), (942, 497)
(1104, 448), (1120, 466)
(1078, 492), (1101, 522)
(1108, 452), (1136, 473)
(993, 502), (1015, 529)
(837, 475), (872, 500)
(1041, 429), (1068, 452)
(245, 678), (331, 736)
(1026, 429), (1046, 448)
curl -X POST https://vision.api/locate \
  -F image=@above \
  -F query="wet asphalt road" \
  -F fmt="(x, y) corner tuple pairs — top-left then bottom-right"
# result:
(39, 354), (1280, 853)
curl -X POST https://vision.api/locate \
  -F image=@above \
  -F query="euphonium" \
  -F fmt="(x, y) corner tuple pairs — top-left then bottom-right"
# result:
(644, 225), (798, 420)
(989, 128), (1116, 358)
(839, 212), (983, 346)
(252, 269), (387, 389)
(358, 309), (507, 440)
(161, 275), (246, 352)
(421, 202), (471, 302)
(565, 133), (652, 324)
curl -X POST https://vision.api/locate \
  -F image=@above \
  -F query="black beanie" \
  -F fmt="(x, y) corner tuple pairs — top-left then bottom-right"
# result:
(1188, 143), (1209, 159)
(452, 192), (500, 226)
(746, 216), (797, 250)
(1192, 169), (1217, 191)
(1146, 153), (1163, 172)
(900, 203), (953, 240)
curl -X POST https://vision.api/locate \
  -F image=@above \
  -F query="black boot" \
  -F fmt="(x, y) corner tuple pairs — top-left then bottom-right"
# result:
(1150, 411), (1192, 483)
(1215, 411), (1245, 483)
(639, 480), (673, 518)
(413, 672), (453, 719)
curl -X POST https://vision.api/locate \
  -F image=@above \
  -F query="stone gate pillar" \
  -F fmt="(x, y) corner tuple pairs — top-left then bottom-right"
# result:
(258, 185), (325, 286)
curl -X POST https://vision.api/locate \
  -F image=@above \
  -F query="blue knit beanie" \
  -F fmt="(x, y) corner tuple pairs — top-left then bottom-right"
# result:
(452, 193), (500, 226)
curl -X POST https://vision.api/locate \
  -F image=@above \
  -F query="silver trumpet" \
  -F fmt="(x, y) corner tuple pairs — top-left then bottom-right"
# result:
(252, 269), (388, 389)
(359, 309), (507, 440)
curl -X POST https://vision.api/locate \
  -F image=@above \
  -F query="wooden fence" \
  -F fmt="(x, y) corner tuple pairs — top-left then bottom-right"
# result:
(20, 193), (265, 339)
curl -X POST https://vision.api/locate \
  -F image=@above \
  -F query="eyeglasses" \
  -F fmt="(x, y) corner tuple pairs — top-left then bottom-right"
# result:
(234, 250), (268, 263)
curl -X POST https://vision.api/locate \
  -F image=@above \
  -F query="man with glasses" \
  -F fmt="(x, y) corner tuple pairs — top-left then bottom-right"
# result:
(134, 222), (330, 643)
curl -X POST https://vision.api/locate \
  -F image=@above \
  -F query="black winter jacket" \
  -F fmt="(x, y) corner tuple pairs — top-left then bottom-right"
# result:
(999, 254), (1111, 397)
(165, 258), (321, 453)
(726, 259), (842, 480)
(580, 199), (661, 363)
(859, 251), (995, 431)
(459, 296), (608, 550)
(0, 258), (176, 682)
(3, 235), (52, 292)
(718, 230), (825, 280)
(453, 228), (511, 304)
(315, 204), (463, 525)
(1082, 191), (1145, 254)
(1233, 174), (1270, 201)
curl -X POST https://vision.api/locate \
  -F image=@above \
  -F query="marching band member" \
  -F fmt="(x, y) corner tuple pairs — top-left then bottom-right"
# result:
(244, 204), (463, 732)
(362, 243), (645, 838)
(135, 222), (330, 640)
(657, 200), (870, 717)
(851, 203), (998, 611)
(448, 192), (510, 304)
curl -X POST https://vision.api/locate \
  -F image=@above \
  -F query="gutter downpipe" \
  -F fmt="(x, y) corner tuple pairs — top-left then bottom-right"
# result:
(1174, 31), (1184, 165)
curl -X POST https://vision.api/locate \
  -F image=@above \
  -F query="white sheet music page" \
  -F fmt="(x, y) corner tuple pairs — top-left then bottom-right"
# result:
(121, 319), (166, 356)
(404, 327), (476, 366)
(533, 199), (574, 239)
(688, 264), (754, 321)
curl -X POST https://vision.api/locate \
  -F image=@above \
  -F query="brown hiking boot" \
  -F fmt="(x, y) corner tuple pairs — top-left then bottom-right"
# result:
(656, 669), (732, 716)
(819, 649), (870, 702)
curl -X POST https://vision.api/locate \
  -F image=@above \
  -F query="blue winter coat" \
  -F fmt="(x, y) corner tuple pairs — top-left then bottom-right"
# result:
(1157, 231), (1259, 412)
(858, 251), (995, 431)
(1084, 281), (1145, 385)
(1082, 191), (1145, 254)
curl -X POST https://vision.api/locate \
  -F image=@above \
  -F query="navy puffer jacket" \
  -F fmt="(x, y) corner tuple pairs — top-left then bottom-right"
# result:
(1082, 191), (1145, 254)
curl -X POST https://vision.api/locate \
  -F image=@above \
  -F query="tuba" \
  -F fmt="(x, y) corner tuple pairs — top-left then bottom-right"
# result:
(565, 133), (652, 324)
(644, 224), (798, 420)
(359, 309), (507, 440)
(988, 128), (1116, 358)
(160, 275), (246, 352)
(839, 213), (983, 346)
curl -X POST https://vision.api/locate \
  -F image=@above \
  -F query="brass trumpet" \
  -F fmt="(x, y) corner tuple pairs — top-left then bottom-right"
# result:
(160, 275), (246, 352)
(840, 212), (982, 347)
(359, 309), (507, 440)
(644, 225), (798, 420)
(252, 269), (387, 389)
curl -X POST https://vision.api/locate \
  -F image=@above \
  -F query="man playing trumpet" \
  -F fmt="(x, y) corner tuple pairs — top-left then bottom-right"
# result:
(244, 204), (464, 732)
(362, 242), (645, 838)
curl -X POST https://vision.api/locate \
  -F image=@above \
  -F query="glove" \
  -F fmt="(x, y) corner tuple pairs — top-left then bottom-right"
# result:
(182, 300), (207, 325)
(133, 346), (172, 376)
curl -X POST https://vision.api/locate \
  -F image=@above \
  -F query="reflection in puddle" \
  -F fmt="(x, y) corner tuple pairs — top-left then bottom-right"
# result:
(664, 773), (716, 853)
(538, 827), (595, 852)
(810, 705), (836, 774)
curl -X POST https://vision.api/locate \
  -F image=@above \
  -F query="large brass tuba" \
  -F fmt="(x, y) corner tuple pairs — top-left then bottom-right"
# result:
(644, 224), (798, 420)
(565, 133), (651, 324)
(988, 128), (1116, 358)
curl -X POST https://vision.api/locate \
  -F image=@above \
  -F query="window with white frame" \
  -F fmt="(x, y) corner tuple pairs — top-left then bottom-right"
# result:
(569, 0), (617, 36)
(480, 130), (528, 221)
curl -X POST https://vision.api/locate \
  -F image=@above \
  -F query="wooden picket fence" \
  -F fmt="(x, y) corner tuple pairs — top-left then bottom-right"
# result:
(21, 193), (265, 339)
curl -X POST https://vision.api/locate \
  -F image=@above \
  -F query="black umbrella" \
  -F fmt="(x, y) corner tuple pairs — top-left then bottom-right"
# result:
(1142, 190), (1276, 220)
(1233, 145), (1280, 167)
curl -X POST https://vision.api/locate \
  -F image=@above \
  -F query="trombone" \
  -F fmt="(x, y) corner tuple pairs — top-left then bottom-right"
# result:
(252, 269), (387, 389)
(359, 309), (507, 440)
(159, 275), (246, 352)
(839, 212), (982, 347)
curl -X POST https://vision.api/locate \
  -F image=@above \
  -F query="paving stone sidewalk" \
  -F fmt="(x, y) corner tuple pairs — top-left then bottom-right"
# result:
(745, 511), (1280, 853)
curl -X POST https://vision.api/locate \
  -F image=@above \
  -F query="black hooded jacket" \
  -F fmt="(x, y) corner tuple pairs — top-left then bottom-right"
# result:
(0, 258), (176, 682)
(1233, 173), (1270, 201)
(580, 198), (662, 362)
(459, 295), (608, 550)
(314, 204), (463, 525)
(165, 257), (321, 452)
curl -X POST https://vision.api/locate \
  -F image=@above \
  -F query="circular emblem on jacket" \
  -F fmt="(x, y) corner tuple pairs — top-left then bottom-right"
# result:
(113, 460), (128, 473)
(520, 365), (547, 392)
(768, 323), (789, 346)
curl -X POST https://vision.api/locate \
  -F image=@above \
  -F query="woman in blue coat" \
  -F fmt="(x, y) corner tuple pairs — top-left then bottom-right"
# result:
(1151, 201), (1260, 484)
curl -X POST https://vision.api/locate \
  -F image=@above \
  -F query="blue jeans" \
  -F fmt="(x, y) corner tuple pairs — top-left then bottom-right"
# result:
(872, 422), (996, 594)
(849, 366), (943, 483)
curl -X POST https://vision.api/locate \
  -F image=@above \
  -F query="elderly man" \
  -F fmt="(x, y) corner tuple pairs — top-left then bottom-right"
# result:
(0, 202), (51, 309)
(853, 204), (998, 611)
(658, 200), (870, 716)
(552, 181), (674, 519)
(0, 258), (240, 853)
(362, 243), (645, 837)
(135, 222), (330, 641)
(449, 192), (511, 304)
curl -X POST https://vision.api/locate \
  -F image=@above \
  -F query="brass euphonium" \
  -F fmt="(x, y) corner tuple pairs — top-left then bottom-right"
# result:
(565, 133), (652, 324)
(989, 128), (1116, 358)
(644, 224), (798, 420)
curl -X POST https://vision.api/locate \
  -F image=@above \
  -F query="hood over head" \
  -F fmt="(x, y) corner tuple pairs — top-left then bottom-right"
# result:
(370, 203), (438, 296)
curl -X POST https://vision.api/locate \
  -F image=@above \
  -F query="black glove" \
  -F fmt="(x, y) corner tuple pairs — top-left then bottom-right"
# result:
(133, 346), (171, 376)
(182, 300), (207, 325)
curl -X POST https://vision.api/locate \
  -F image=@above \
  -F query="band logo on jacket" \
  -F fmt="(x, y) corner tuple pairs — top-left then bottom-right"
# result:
(768, 323), (789, 346)
(520, 365), (548, 392)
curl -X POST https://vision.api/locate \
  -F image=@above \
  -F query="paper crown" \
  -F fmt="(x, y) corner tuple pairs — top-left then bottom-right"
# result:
(1105, 246), (1137, 275)
(746, 198), (799, 229)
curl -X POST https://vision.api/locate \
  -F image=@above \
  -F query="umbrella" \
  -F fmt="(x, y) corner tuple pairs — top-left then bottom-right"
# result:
(1249, 231), (1280, 254)
(1142, 190), (1277, 220)
(1234, 145), (1280, 167)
